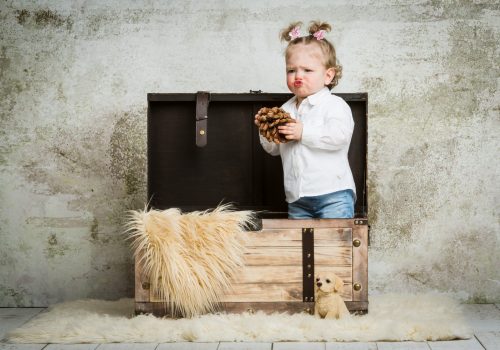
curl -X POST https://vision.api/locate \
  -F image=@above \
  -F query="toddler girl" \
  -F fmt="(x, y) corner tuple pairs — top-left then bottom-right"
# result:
(255, 21), (356, 219)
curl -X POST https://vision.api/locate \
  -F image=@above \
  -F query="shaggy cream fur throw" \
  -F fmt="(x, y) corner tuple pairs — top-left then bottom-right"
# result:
(125, 204), (254, 318)
(6, 294), (472, 343)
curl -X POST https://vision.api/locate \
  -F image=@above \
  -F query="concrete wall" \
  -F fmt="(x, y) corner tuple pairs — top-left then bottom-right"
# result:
(1, 0), (498, 306)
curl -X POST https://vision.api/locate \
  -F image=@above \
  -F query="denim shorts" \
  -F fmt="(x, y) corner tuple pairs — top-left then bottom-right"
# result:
(288, 189), (355, 219)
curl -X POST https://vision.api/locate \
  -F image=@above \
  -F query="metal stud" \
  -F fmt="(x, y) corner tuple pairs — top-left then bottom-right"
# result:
(353, 283), (362, 291)
(142, 282), (150, 290)
(353, 239), (361, 247)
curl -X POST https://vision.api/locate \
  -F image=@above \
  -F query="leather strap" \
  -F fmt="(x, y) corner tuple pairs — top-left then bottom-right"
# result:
(196, 91), (210, 147)
(302, 227), (315, 302)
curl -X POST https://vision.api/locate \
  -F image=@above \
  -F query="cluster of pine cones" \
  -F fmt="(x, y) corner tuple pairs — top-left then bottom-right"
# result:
(255, 107), (295, 144)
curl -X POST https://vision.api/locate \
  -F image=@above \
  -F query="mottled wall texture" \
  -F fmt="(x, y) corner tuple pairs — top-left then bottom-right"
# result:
(1, 0), (499, 306)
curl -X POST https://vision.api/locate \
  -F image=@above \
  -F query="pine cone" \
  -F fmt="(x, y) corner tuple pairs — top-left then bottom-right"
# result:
(255, 106), (296, 144)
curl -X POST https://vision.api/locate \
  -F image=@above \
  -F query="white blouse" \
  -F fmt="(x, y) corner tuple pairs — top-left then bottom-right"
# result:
(259, 87), (356, 203)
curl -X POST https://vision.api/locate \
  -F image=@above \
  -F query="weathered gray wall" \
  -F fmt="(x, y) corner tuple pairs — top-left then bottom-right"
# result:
(1, 0), (498, 306)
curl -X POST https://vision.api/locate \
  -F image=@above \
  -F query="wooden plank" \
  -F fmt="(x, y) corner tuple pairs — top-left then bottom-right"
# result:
(461, 304), (500, 332)
(146, 278), (353, 303)
(0, 343), (47, 350)
(475, 332), (500, 350)
(262, 218), (361, 229)
(0, 308), (45, 341)
(344, 301), (369, 312)
(273, 343), (325, 350)
(352, 224), (368, 303)
(326, 343), (376, 350)
(243, 246), (352, 266)
(377, 342), (430, 349)
(220, 301), (367, 314)
(229, 265), (352, 284)
(243, 228), (352, 247)
(315, 265), (353, 283)
(0, 344), (48, 350)
(139, 300), (367, 316)
(219, 301), (314, 314)
(95, 344), (159, 350)
(221, 282), (301, 302)
(218, 342), (272, 350)
(156, 343), (219, 350)
(313, 228), (352, 247)
(427, 338), (485, 349)
(43, 345), (99, 350)
(135, 250), (150, 303)
(222, 281), (352, 302)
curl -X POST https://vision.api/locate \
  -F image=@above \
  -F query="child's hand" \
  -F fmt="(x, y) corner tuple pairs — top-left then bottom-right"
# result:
(278, 120), (303, 141)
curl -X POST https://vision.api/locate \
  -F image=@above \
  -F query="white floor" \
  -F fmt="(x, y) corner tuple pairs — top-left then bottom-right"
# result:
(0, 304), (499, 350)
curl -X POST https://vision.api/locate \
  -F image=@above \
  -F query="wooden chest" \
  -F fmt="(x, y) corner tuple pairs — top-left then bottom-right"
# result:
(136, 91), (368, 316)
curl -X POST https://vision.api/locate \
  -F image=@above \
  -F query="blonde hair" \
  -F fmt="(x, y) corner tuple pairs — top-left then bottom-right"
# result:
(280, 21), (343, 89)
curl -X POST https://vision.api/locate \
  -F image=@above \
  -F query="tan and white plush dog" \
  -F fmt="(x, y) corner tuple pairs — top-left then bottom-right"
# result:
(314, 274), (350, 319)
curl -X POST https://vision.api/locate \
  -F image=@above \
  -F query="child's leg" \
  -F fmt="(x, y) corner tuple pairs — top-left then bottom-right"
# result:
(315, 189), (355, 219)
(288, 197), (314, 219)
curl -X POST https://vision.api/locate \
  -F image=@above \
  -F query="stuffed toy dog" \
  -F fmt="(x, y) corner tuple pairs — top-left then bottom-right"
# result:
(314, 274), (350, 319)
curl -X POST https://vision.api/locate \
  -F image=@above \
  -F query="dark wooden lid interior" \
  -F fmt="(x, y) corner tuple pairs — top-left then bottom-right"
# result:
(148, 92), (367, 218)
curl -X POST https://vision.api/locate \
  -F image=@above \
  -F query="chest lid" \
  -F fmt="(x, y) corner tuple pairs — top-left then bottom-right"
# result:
(147, 91), (367, 218)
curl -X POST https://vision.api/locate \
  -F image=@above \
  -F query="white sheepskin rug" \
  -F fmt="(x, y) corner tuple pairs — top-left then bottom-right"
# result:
(6, 293), (472, 343)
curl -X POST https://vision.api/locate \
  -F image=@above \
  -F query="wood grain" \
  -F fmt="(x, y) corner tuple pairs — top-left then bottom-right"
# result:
(230, 265), (352, 284)
(262, 219), (359, 230)
(352, 224), (368, 302)
(222, 282), (353, 302)
(242, 247), (352, 266)
(243, 228), (352, 247)
(218, 301), (315, 315)
(134, 250), (150, 303)
(135, 218), (369, 315)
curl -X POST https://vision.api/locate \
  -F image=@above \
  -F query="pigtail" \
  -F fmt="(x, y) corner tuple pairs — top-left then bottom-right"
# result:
(307, 21), (342, 88)
(280, 21), (303, 42)
(308, 21), (331, 36)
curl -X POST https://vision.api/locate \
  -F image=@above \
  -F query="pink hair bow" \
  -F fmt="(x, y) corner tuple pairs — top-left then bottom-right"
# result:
(289, 26), (301, 40)
(313, 30), (326, 40)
